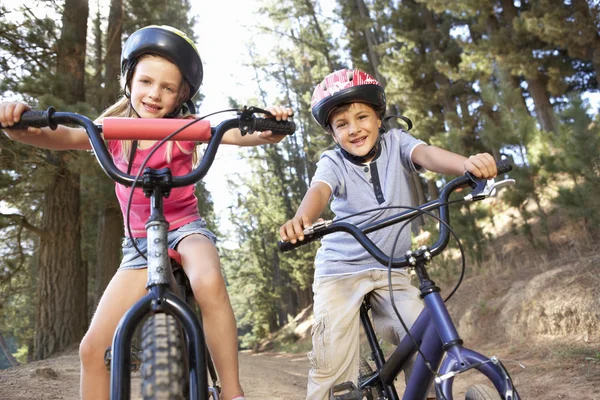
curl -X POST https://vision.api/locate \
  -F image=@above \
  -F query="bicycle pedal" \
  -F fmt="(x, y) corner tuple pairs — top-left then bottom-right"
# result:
(330, 381), (363, 400)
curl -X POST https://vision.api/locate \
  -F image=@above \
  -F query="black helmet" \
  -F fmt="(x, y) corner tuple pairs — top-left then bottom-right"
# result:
(121, 25), (203, 103)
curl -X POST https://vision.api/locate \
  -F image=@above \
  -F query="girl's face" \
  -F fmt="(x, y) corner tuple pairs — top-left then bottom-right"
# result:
(329, 102), (382, 162)
(129, 55), (184, 118)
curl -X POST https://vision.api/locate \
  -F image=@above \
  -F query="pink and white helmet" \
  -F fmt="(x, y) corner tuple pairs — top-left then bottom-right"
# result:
(311, 69), (386, 128)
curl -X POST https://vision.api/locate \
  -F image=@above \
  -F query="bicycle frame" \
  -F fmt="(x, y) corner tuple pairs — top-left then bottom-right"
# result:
(109, 174), (210, 400)
(360, 259), (519, 400)
(279, 165), (520, 400)
(13, 106), (295, 400)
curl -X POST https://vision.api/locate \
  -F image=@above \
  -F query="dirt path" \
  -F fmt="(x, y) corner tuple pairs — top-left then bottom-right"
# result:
(1, 343), (599, 399)
(0, 349), (309, 400)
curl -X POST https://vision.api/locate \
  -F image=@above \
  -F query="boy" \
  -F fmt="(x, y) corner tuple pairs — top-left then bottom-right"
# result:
(279, 69), (497, 400)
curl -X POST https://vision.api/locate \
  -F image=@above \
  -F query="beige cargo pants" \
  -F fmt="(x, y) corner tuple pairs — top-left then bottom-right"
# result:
(306, 268), (428, 400)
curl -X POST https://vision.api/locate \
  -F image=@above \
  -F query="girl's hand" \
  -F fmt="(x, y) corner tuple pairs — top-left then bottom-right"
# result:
(464, 153), (497, 179)
(257, 105), (294, 144)
(0, 102), (42, 136)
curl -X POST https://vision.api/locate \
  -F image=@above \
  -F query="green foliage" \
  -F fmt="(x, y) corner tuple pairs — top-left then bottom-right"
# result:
(545, 98), (600, 236)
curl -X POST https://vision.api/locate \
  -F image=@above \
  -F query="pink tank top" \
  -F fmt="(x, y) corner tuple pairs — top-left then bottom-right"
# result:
(109, 140), (201, 237)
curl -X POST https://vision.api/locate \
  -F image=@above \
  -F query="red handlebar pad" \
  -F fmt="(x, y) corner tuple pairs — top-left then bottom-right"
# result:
(102, 118), (212, 141)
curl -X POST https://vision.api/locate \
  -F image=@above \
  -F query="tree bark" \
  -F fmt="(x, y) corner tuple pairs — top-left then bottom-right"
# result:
(104, 0), (123, 105)
(34, 161), (86, 360)
(33, 0), (89, 360)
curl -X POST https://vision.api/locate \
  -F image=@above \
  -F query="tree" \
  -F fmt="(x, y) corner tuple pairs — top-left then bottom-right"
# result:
(33, 0), (90, 360)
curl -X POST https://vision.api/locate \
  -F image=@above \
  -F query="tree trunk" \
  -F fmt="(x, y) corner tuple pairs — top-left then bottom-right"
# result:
(104, 0), (123, 105)
(527, 76), (558, 134)
(33, 0), (89, 360)
(34, 161), (86, 360)
(55, 0), (88, 104)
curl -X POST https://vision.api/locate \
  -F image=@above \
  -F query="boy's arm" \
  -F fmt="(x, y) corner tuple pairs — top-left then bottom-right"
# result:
(279, 181), (332, 244)
(411, 145), (497, 178)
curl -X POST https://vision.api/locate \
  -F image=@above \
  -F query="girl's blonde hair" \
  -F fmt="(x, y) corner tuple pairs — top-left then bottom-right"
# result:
(96, 54), (199, 166)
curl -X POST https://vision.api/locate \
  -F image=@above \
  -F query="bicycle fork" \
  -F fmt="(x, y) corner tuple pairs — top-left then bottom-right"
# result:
(413, 261), (520, 400)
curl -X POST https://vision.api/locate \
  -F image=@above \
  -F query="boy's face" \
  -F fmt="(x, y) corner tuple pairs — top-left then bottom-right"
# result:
(329, 102), (382, 162)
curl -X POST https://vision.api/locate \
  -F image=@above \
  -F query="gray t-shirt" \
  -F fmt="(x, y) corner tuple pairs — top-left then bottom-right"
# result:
(312, 128), (426, 277)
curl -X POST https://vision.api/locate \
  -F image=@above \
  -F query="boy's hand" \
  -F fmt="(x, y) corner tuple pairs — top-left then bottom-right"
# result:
(464, 153), (497, 179)
(257, 105), (294, 144)
(0, 102), (42, 136)
(279, 215), (312, 244)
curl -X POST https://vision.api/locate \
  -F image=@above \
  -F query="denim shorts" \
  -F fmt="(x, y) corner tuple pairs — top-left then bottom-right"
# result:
(118, 218), (217, 270)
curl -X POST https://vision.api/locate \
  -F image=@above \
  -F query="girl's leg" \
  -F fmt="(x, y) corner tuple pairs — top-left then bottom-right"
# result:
(177, 234), (243, 400)
(79, 268), (148, 400)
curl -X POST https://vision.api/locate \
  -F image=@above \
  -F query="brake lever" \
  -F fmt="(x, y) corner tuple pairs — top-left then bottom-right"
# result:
(303, 219), (333, 235)
(464, 178), (515, 201)
(238, 106), (271, 136)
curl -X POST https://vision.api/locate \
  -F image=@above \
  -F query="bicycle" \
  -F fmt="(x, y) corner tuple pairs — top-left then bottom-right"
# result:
(278, 161), (521, 400)
(13, 106), (296, 400)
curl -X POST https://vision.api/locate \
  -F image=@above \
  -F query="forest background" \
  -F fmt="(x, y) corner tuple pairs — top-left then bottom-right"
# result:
(0, 0), (598, 368)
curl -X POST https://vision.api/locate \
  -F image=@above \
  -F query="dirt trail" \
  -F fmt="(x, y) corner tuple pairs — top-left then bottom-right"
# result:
(0, 349), (308, 400)
(0, 343), (599, 399)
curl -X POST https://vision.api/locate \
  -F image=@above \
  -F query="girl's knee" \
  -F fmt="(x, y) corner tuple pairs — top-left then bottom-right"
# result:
(79, 330), (109, 367)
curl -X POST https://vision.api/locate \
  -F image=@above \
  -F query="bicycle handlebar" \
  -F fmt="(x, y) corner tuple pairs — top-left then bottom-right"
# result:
(278, 160), (512, 268)
(11, 106), (296, 187)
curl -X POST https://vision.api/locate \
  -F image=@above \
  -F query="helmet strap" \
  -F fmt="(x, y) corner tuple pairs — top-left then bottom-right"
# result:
(337, 134), (382, 165)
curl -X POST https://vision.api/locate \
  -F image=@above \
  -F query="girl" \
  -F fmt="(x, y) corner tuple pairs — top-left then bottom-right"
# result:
(0, 25), (293, 400)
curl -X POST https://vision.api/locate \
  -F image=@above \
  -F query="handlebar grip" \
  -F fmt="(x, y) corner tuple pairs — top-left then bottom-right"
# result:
(253, 118), (296, 135)
(278, 240), (297, 252)
(278, 233), (320, 252)
(11, 107), (57, 130)
(497, 159), (512, 174)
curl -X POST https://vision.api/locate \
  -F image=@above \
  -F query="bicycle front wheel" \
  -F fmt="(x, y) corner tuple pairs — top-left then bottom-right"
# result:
(465, 384), (502, 400)
(140, 313), (187, 399)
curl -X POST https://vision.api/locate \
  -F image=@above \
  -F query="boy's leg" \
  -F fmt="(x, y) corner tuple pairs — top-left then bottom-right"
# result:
(370, 269), (436, 398)
(79, 268), (148, 400)
(307, 270), (375, 400)
(177, 234), (243, 400)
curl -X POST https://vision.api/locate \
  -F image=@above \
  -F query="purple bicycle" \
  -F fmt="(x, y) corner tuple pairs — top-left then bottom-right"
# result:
(279, 161), (520, 400)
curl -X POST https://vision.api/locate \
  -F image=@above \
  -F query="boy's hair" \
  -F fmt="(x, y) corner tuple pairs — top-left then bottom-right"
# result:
(325, 102), (378, 132)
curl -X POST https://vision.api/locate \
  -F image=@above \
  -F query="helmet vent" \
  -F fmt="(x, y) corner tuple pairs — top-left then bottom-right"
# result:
(347, 70), (353, 81)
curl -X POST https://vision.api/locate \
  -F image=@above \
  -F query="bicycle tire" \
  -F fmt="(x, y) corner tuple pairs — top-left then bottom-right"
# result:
(465, 384), (502, 400)
(358, 356), (386, 400)
(140, 313), (187, 399)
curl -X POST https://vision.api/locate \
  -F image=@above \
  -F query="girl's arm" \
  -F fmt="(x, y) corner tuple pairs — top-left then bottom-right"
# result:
(411, 144), (497, 178)
(1, 102), (91, 150)
(221, 105), (293, 146)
